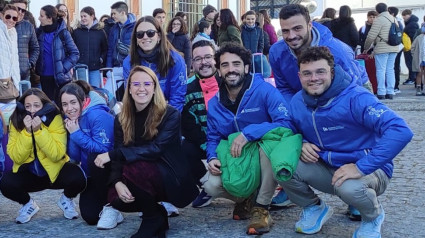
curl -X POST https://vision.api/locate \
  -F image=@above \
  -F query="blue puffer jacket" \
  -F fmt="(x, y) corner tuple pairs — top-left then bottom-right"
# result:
(289, 65), (413, 178)
(67, 91), (114, 176)
(206, 74), (293, 162)
(106, 13), (136, 67)
(35, 19), (79, 86)
(123, 50), (187, 112)
(241, 24), (264, 54)
(269, 21), (369, 103)
(15, 20), (39, 79)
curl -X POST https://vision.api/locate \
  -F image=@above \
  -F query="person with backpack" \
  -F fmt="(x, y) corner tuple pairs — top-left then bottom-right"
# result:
(364, 3), (400, 100)
(388, 7), (404, 94)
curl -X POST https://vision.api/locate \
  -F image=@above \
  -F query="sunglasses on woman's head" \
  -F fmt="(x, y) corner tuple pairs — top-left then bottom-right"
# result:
(5, 15), (18, 22)
(136, 30), (157, 39)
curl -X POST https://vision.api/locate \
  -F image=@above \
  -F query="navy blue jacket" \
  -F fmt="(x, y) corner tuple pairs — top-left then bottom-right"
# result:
(106, 14), (136, 67)
(167, 32), (192, 75)
(289, 65), (413, 178)
(15, 20), (39, 79)
(241, 24), (264, 54)
(35, 19), (79, 86)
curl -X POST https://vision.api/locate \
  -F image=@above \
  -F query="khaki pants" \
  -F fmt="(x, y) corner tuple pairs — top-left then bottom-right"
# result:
(204, 148), (276, 206)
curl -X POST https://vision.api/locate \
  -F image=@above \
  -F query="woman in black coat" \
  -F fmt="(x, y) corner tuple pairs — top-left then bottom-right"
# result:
(72, 7), (108, 87)
(166, 16), (191, 75)
(94, 66), (198, 238)
(330, 5), (359, 51)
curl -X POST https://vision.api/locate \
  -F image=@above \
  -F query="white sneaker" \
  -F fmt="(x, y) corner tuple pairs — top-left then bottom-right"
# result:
(97, 205), (124, 230)
(16, 198), (40, 224)
(160, 202), (179, 217)
(57, 194), (79, 219)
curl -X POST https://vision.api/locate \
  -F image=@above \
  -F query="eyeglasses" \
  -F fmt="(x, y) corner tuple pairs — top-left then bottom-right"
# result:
(17, 7), (27, 13)
(5, 14), (18, 22)
(300, 68), (329, 78)
(130, 81), (154, 88)
(172, 22), (181, 26)
(136, 30), (158, 39)
(193, 54), (214, 64)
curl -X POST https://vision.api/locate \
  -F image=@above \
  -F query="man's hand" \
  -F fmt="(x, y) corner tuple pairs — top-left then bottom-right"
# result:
(301, 142), (320, 163)
(332, 163), (362, 187)
(230, 134), (248, 158)
(208, 159), (222, 176)
(115, 181), (135, 203)
(94, 152), (111, 168)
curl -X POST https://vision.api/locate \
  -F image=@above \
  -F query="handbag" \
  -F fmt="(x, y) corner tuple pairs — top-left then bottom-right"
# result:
(0, 77), (19, 103)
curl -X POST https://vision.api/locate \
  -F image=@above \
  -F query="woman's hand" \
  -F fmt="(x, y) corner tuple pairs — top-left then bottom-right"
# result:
(64, 118), (80, 133)
(23, 115), (33, 132)
(31, 116), (42, 132)
(115, 181), (135, 203)
(94, 152), (111, 168)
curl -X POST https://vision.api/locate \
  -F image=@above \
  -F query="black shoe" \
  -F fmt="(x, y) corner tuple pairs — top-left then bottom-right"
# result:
(131, 205), (169, 238)
(403, 79), (415, 85)
(377, 95), (385, 100)
(385, 94), (393, 100)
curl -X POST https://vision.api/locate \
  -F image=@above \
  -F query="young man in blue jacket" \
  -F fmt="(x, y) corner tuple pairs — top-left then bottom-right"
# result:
(280, 46), (413, 238)
(269, 4), (370, 103)
(204, 43), (292, 235)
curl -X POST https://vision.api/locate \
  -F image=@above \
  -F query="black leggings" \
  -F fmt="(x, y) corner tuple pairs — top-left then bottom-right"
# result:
(0, 162), (87, 205)
(79, 163), (110, 225)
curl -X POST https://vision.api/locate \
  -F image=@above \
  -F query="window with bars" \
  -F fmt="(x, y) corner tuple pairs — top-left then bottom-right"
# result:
(250, 0), (302, 19)
(168, 0), (211, 35)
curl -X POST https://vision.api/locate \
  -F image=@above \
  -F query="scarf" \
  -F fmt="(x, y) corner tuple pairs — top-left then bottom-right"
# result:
(137, 47), (159, 63)
(42, 21), (58, 33)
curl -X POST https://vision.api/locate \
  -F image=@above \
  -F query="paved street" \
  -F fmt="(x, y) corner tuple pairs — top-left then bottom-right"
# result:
(0, 83), (424, 238)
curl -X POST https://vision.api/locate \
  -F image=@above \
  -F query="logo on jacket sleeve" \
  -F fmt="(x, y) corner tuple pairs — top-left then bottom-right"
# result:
(278, 103), (289, 116)
(179, 72), (186, 85)
(99, 129), (110, 144)
(367, 106), (388, 118)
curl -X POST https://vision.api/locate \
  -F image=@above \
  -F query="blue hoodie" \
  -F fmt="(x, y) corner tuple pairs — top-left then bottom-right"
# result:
(106, 13), (136, 67)
(67, 91), (114, 176)
(269, 21), (369, 103)
(289, 65), (413, 178)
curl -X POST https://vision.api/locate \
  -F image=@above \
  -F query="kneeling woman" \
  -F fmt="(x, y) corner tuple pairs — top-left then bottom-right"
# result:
(0, 89), (86, 224)
(94, 66), (198, 237)
(58, 81), (118, 228)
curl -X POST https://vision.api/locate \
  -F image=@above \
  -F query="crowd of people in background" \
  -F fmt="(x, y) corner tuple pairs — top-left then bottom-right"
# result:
(0, 0), (422, 237)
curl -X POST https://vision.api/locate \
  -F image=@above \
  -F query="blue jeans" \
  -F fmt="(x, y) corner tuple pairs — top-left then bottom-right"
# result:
(374, 52), (397, 96)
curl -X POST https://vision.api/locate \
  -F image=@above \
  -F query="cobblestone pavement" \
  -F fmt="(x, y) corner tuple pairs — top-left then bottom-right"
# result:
(1, 84), (424, 238)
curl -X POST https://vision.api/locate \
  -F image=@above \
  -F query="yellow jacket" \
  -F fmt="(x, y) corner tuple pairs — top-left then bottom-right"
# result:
(7, 114), (69, 183)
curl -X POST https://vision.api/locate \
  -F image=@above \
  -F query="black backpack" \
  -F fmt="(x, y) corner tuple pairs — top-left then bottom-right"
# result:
(382, 17), (402, 46)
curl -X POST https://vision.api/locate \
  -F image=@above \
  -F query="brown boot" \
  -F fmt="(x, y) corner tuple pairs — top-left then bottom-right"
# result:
(232, 194), (254, 220)
(246, 207), (273, 235)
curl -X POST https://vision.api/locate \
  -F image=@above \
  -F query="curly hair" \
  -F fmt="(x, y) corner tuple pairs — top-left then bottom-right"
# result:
(214, 42), (251, 69)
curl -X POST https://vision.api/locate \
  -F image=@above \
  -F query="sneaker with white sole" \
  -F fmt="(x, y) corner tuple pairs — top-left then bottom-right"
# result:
(57, 194), (79, 219)
(160, 202), (179, 217)
(271, 188), (293, 207)
(352, 205), (385, 238)
(97, 205), (124, 230)
(16, 198), (40, 224)
(192, 189), (213, 208)
(295, 199), (333, 234)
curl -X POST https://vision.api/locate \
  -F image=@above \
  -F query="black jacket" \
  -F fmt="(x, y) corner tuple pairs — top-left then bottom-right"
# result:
(15, 20), (40, 79)
(109, 106), (199, 208)
(359, 23), (373, 52)
(167, 32), (192, 75)
(404, 14), (419, 41)
(72, 22), (108, 70)
(330, 17), (359, 50)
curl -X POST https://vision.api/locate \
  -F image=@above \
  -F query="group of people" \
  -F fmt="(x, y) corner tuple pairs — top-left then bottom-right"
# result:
(0, 1), (417, 238)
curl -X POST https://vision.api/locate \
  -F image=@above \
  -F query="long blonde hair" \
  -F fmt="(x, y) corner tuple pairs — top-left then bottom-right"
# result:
(119, 66), (167, 145)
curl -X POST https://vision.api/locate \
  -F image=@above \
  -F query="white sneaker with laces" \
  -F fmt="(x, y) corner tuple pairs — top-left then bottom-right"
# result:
(160, 202), (179, 217)
(57, 193), (79, 219)
(16, 198), (40, 224)
(97, 205), (124, 230)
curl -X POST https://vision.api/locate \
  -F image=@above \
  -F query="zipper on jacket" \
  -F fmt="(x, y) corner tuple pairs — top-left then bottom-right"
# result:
(312, 109), (324, 148)
(327, 151), (333, 166)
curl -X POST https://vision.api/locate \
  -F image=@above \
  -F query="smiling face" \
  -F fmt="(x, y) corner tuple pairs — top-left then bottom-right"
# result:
(61, 93), (82, 120)
(3, 9), (18, 29)
(192, 45), (216, 78)
(129, 71), (155, 111)
(299, 59), (333, 96)
(136, 22), (160, 54)
(80, 12), (94, 27)
(218, 53), (249, 89)
(245, 14), (256, 27)
(280, 14), (312, 52)
(12, 2), (26, 22)
(25, 95), (43, 117)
